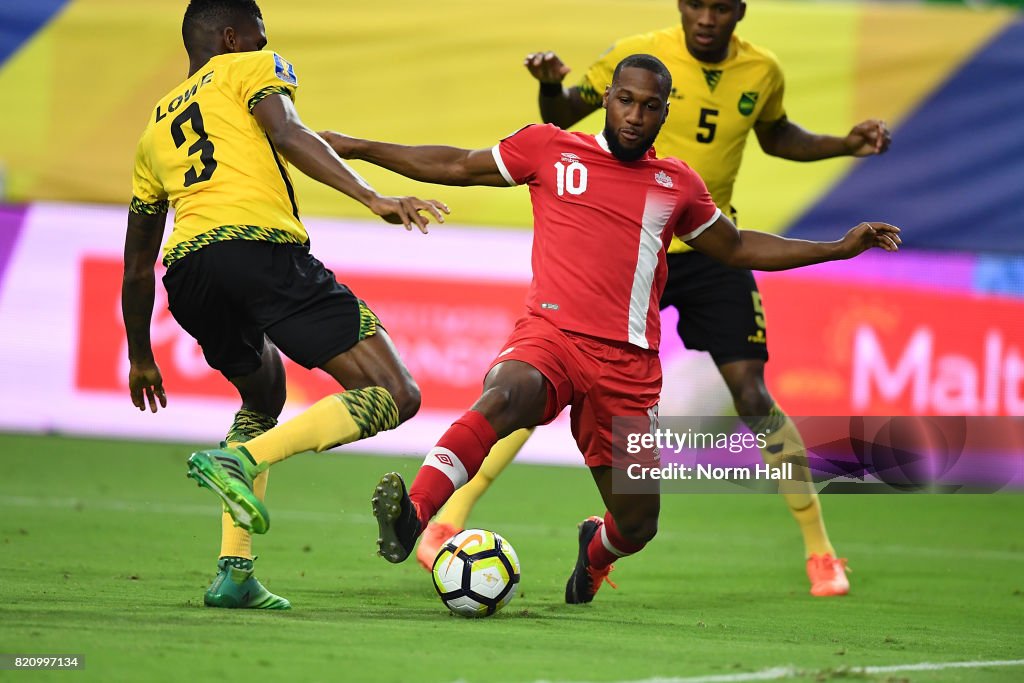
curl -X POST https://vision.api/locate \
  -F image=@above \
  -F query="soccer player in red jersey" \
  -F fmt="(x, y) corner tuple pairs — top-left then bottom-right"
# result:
(322, 54), (899, 604)
(424, 0), (893, 598)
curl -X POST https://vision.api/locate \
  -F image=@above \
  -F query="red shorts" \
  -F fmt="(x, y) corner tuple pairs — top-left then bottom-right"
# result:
(488, 315), (661, 468)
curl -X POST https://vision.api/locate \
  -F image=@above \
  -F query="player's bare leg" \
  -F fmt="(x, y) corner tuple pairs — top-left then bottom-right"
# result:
(374, 361), (549, 563)
(566, 466), (660, 604)
(319, 326), (422, 424)
(225, 323), (418, 465)
(719, 359), (849, 597)
(228, 338), (288, 426)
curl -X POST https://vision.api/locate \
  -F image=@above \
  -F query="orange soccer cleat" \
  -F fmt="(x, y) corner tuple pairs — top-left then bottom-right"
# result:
(416, 521), (462, 571)
(806, 553), (850, 597)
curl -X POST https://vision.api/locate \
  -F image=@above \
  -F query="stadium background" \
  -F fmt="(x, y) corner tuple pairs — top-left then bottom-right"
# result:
(1, 0), (1022, 462)
(1, 3), (1023, 682)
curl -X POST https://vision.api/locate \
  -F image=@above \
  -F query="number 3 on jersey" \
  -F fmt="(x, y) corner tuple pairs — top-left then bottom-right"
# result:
(554, 160), (588, 196)
(170, 102), (218, 186)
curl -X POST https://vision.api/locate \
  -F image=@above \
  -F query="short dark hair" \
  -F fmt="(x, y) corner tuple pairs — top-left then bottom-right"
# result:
(182, 0), (263, 54)
(611, 54), (672, 99)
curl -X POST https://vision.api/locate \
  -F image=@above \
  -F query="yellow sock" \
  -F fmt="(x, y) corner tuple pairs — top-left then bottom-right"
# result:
(437, 427), (534, 528)
(790, 495), (834, 558)
(242, 387), (399, 467)
(219, 409), (278, 560)
(750, 405), (835, 558)
(219, 469), (268, 559)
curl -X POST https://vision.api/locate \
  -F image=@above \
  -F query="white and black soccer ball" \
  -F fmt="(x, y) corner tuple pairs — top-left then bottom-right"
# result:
(431, 529), (521, 618)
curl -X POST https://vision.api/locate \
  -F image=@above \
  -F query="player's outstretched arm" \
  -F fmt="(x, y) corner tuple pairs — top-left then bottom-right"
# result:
(523, 51), (598, 129)
(252, 94), (448, 232)
(687, 214), (901, 271)
(122, 210), (168, 413)
(320, 132), (510, 188)
(755, 116), (892, 161)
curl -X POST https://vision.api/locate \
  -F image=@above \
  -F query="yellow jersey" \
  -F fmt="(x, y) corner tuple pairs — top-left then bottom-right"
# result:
(579, 29), (785, 251)
(130, 50), (307, 266)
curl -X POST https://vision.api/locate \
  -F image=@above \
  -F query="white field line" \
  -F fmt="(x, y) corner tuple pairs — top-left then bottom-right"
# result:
(863, 659), (1024, 673)
(528, 658), (1024, 683)
(0, 494), (366, 525)
(1, 494), (1023, 563)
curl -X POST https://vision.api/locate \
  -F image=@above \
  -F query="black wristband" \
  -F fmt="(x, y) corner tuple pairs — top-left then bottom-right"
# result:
(539, 82), (563, 97)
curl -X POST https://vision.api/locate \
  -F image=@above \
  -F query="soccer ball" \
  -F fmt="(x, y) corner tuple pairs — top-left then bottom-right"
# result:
(431, 529), (521, 618)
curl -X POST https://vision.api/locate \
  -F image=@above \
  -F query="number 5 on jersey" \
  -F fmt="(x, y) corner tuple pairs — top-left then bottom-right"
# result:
(554, 160), (588, 196)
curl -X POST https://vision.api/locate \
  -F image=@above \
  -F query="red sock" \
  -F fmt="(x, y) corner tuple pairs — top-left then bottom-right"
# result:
(409, 410), (497, 528)
(587, 511), (647, 570)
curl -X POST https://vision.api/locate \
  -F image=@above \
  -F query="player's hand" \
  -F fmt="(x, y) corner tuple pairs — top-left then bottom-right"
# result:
(523, 51), (571, 84)
(840, 222), (901, 258)
(129, 359), (167, 413)
(369, 195), (450, 234)
(319, 130), (358, 159)
(844, 119), (891, 157)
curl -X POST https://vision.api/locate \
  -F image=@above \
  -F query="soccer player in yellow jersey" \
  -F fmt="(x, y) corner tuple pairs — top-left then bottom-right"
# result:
(122, 0), (447, 610)
(417, 0), (892, 597)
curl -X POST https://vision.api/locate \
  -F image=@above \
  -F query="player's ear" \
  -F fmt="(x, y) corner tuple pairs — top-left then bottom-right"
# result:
(222, 26), (238, 52)
(602, 85), (611, 109)
(736, 1), (747, 22)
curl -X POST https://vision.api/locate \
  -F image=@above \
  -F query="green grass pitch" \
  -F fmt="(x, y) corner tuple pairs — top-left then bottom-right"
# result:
(1, 432), (1021, 682)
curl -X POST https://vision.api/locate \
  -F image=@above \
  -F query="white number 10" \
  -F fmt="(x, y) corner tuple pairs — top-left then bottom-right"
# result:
(554, 161), (588, 196)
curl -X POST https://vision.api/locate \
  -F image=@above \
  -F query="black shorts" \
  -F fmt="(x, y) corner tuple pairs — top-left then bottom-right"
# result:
(659, 250), (769, 366)
(162, 240), (379, 377)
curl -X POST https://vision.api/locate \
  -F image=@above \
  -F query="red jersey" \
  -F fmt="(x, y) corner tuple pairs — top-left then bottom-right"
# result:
(492, 124), (720, 351)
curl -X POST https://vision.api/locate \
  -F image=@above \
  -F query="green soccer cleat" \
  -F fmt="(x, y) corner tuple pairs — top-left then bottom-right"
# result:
(204, 556), (291, 610)
(186, 447), (270, 534)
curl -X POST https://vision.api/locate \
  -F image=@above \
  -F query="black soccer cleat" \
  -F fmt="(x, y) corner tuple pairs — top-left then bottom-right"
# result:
(371, 472), (422, 563)
(565, 515), (617, 604)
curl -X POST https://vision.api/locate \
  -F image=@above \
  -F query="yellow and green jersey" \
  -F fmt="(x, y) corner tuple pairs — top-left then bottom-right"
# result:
(578, 28), (785, 251)
(130, 50), (307, 266)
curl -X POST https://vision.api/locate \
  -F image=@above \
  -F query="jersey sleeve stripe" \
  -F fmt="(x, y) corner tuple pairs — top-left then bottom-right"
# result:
(129, 196), (169, 215)
(247, 85), (294, 112)
(577, 81), (603, 107)
(490, 144), (517, 186)
(677, 207), (721, 242)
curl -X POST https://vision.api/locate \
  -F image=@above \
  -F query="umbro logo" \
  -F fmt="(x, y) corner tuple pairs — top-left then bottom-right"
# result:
(654, 171), (673, 188)
(434, 453), (454, 467)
